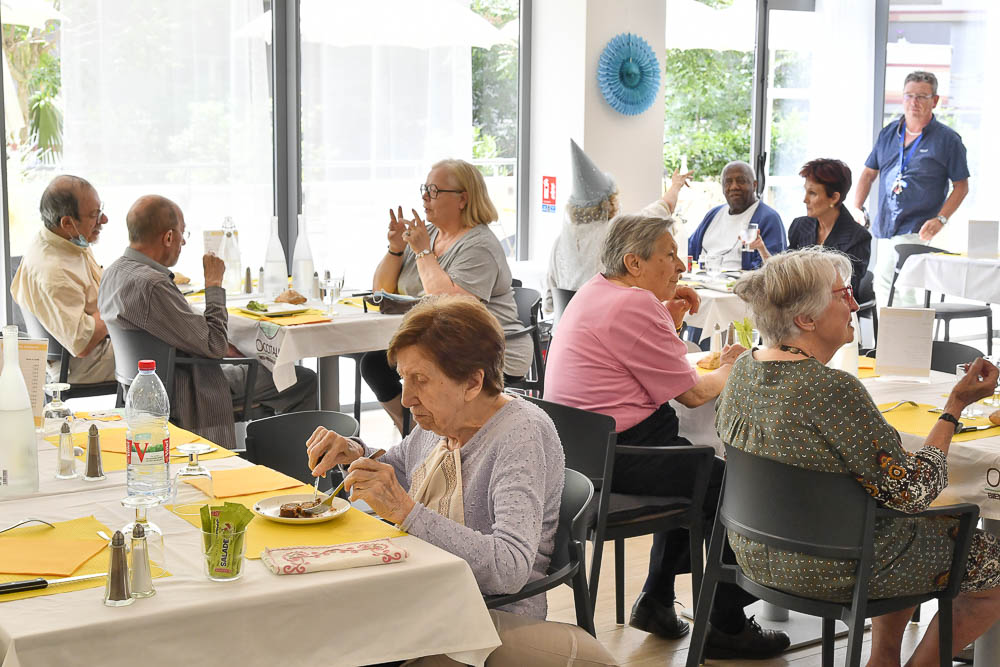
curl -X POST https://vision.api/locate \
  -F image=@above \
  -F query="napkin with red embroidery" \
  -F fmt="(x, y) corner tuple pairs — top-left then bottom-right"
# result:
(261, 538), (408, 575)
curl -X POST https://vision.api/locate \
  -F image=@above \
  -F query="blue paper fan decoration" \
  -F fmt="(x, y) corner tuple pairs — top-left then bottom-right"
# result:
(597, 33), (661, 116)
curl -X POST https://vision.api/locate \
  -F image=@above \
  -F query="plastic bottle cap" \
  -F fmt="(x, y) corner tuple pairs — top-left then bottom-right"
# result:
(137, 360), (156, 371)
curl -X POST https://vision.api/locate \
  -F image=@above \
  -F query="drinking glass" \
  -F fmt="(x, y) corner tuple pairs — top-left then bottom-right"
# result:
(42, 383), (73, 437)
(741, 223), (760, 248)
(322, 272), (345, 316)
(121, 495), (166, 574)
(985, 356), (1000, 407)
(704, 254), (723, 280)
(955, 364), (984, 417)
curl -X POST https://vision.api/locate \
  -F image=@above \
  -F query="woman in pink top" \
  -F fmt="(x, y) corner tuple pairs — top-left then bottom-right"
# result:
(544, 214), (790, 660)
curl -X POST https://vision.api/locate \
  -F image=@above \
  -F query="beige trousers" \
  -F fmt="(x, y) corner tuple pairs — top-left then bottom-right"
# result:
(404, 610), (618, 667)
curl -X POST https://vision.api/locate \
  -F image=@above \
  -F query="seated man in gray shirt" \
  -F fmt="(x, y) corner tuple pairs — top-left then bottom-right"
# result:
(98, 195), (316, 449)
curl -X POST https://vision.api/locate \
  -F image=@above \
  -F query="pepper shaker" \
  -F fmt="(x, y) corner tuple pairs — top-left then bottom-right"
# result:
(244, 267), (253, 294)
(129, 524), (155, 598)
(104, 531), (134, 606)
(84, 424), (105, 481)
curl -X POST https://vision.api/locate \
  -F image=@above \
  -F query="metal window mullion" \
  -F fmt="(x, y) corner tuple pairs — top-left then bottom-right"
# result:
(273, 0), (301, 264)
(1, 59), (10, 326)
(870, 0), (890, 213)
(516, 0), (531, 261)
(751, 0), (770, 196)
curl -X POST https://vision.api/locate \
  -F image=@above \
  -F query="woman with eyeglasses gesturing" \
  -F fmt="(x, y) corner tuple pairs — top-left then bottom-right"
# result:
(363, 159), (532, 434)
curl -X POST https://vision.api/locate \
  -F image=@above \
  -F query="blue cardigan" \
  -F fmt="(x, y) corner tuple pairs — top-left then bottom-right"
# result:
(687, 201), (787, 270)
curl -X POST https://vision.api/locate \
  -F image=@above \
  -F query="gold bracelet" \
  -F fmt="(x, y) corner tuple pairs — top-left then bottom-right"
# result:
(414, 249), (432, 261)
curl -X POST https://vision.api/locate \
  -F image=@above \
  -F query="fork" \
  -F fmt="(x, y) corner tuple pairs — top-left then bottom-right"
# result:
(880, 400), (918, 414)
(0, 518), (56, 535)
(304, 448), (386, 515)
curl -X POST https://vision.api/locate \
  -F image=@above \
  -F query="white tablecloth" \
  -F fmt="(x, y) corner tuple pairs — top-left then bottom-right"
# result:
(895, 253), (1000, 303)
(0, 431), (500, 667)
(223, 297), (403, 393)
(683, 288), (748, 342)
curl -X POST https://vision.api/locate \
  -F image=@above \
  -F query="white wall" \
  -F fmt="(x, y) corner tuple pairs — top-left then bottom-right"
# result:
(527, 0), (666, 263)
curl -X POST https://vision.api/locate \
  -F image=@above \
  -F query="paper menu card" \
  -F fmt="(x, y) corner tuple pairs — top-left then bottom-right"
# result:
(967, 220), (999, 259)
(875, 308), (934, 379)
(203, 229), (239, 255)
(0, 338), (48, 427)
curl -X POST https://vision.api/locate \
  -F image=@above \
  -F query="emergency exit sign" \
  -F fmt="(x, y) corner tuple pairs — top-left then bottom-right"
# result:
(542, 176), (556, 213)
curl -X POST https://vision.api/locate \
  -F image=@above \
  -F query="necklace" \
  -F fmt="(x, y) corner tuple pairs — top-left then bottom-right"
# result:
(905, 128), (922, 136)
(778, 344), (814, 359)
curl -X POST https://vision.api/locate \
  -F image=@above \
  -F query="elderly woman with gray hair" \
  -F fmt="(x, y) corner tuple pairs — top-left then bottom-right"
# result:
(717, 247), (1000, 666)
(545, 214), (791, 660)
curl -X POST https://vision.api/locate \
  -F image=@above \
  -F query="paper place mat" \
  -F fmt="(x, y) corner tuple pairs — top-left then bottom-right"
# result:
(0, 516), (167, 602)
(878, 402), (1000, 442)
(93, 447), (237, 474)
(170, 485), (406, 560)
(45, 424), (206, 454)
(227, 307), (331, 326)
(74, 411), (123, 422)
(184, 465), (303, 498)
(858, 358), (877, 379)
(339, 296), (377, 312)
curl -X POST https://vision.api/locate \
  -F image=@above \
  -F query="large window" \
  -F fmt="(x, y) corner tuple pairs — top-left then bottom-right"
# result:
(297, 0), (520, 290)
(3, 0), (274, 279)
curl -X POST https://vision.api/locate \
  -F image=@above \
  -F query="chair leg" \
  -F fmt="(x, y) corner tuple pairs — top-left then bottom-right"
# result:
(939, 598), (953, 667)
(821, 617), (835, 667)
(988, 314), (994, 356)
(353, 360), (362, 432)
(944, 318), (950, 342)
(872, 307), (879, 342)
(587, 533), (605, 610)
(615, 538), (625, 625)
(688, 521), (704, 615)
(570, 541), (597, 636)
(846, 614), (866, 667)
(685, 516), (727, 667)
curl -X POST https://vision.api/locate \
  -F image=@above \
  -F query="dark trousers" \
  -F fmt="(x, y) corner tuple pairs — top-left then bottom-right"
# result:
(615, 403), (756, 628)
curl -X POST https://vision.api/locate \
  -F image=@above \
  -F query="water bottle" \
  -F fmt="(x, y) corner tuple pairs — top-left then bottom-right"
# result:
(219, 216), (243, 294)
(291, 214), (315, 298)
(125, 360), (171, 500)
(0, 325), (39, 496)
(263, 216), (288, 298)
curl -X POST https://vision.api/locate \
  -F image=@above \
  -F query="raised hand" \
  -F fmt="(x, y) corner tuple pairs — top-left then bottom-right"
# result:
(387, 207), (407, 253)
(403, 209), (432, 254)
(203, 253), (225, 288)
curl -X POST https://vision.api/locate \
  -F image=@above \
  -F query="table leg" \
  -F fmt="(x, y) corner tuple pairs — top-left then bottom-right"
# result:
(975, 519), (1000, 667)
(318, 355), (341, 411)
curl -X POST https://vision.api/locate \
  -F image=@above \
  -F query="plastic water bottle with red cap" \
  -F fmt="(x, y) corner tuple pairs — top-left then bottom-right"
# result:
(125, 360), (171, 500)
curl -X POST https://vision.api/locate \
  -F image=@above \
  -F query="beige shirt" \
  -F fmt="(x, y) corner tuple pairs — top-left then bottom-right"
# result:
(11, 227), (114, 383)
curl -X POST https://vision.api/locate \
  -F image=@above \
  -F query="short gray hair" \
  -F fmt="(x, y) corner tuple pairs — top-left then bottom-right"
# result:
(39, 175), (92, 231)
(733, 247), (853, 346)
(904, 70), (938, 95)
(601, 214), (675, 278)
(722, 160), (755, 182)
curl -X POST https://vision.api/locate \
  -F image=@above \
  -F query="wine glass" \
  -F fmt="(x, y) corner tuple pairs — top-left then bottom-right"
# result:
(321, 272), (345, 316)
(42, 383), (73, 437)
(176, 442), (214, 479)
(121, 495), (166, 574)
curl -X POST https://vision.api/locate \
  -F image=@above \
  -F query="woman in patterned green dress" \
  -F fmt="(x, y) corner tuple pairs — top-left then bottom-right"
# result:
(716, 246), (1000, 666)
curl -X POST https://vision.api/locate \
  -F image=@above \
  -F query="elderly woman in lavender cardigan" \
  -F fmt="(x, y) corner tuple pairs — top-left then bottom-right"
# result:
(306, 296), (617, 666)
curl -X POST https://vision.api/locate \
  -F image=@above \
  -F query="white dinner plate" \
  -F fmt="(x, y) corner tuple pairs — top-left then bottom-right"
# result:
(237, 302), (310, 317)
(252, 493), (350, 525)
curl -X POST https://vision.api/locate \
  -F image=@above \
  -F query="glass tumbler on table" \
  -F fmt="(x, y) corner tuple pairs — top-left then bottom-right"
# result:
(955, 364), (984, 418)
(741, 223), (760, 249)
(322, 272), (345, 316)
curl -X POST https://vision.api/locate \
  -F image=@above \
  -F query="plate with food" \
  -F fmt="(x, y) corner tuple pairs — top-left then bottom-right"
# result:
(252, 493), (351, 524)
(238, 300), (311, 317)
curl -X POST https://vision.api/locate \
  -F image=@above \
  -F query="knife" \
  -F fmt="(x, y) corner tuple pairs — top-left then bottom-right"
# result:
(0, 572), (107, 595)
(959, 424), (999, 434)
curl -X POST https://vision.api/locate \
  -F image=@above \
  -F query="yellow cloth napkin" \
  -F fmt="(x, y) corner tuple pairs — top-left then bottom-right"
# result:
(878, 402), (1000, 442)
(45, 424), (204, 454)
(184, 465), (303, 498)
(0, 517), (112, 602)
(0, 537), (107, 576)
(228, 306), (331, 326)
(170, 485), (406, 560)
(339, 296), (378, 312)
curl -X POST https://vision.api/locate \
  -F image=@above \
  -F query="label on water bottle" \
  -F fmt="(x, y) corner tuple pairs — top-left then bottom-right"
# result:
(126, 435), (171, 464)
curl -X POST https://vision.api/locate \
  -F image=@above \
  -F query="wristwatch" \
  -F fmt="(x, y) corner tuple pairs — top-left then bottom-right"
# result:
(414, 249), (432, 261)
(935, 214), (948, 225)
(938, 412), (962, 433)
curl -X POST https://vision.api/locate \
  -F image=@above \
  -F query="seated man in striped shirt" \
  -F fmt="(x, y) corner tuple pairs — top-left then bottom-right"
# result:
(98, 195), (316, 449)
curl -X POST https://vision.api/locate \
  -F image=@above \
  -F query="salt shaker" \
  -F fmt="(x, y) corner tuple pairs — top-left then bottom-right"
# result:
(129, 524), (155, 598)
(312, 272), (320, 300)
(258, 267), (264, 295)
(104, 531), (134, 606)
(55, 422), (78, 479)
(84, 424), (105, 481)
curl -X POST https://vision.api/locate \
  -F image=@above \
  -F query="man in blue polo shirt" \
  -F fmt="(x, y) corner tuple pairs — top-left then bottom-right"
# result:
(854, 70), (970, 307)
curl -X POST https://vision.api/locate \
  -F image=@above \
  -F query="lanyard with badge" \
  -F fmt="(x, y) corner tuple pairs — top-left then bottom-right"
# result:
(892, 118), (923, 197)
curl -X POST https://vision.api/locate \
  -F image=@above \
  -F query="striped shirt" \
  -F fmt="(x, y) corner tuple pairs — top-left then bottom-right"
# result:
(98, 248), (238, 449)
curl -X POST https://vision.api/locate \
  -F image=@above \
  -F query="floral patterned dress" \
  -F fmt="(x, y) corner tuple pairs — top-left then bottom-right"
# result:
(715, 352), (1000, 603)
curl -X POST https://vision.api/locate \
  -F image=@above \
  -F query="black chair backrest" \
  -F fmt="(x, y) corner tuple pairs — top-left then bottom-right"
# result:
(931, 340), (984, 374)
(524, 396), (616, 492)
(105, 320), (177, 399)
(244, 411), (360, 490)
(512, 286), (541, 329)
(551, 288), (576, 322)
(721, 444), (872, 560)
(550, 468), (594, 572)
(894, 243), (946, 272)
(17, 302), (66, 363)
(857, 271), (875, 307)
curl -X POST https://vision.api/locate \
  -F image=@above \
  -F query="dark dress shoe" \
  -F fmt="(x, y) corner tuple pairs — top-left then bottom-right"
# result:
(628, 592), (690, 639)
(703, 616), (791, 660)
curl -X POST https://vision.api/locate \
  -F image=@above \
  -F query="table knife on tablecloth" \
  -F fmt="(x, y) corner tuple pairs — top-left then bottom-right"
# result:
(0, 572), (107, 595)
(959, 424), (1000, 434)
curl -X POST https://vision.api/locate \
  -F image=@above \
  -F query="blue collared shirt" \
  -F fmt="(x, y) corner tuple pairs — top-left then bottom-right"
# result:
(865, 115), (969, 239)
